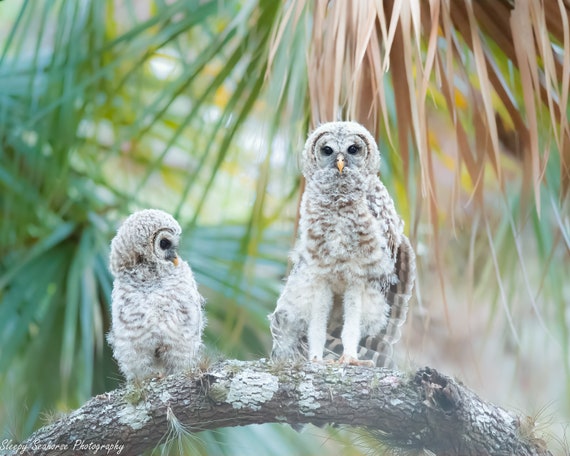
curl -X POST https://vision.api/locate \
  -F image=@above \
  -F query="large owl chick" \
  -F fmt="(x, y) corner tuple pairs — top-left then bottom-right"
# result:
(270, 121), (415, 367)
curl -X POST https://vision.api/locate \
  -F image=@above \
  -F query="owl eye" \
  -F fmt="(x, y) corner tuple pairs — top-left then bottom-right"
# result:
(347, 144), (361, 155)
(159, 238), (172, 250)
(321, 146), (334, 156)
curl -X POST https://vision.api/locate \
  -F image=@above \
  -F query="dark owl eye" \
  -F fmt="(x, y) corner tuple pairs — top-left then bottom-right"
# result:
(347, 144), (360, 155)
(159, 238), (172, 250)
(321, 146), (334, 156)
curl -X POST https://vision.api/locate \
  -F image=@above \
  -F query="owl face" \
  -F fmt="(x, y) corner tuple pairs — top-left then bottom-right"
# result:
(302, 121), (380, 179)
(313, 131), (368, 174)
(110, 209), (182, 275)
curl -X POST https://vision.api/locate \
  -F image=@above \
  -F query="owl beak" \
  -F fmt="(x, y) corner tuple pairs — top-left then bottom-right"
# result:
(166, 250), (180, 266)
(336, 155), (345, 174)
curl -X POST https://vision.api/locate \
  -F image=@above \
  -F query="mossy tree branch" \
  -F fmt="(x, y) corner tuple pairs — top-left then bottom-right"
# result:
(10, 360), (551, 456)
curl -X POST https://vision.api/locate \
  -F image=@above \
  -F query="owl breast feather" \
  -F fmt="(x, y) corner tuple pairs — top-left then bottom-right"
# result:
(304, 197), (390, 276)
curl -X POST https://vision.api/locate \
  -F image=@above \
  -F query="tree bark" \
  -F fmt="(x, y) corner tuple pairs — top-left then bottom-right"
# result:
(7, 360), (551, 456)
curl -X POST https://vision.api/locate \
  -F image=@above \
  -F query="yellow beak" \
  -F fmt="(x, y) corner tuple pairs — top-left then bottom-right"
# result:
(172, 256), (179, 267)
(336, 155), (345, 174)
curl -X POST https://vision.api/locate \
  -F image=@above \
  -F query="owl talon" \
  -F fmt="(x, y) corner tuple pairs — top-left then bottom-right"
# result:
(338, 354), (374, 367)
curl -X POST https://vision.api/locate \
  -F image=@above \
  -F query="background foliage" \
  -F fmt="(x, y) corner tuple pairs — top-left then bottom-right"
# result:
(0, 0), (569, 454)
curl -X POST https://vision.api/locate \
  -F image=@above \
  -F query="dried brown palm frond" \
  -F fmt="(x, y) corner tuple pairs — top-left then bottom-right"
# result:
(271, 0), (570, 212)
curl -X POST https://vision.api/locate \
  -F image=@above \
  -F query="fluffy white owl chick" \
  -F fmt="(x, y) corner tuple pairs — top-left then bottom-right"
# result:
(107, 209), (205, 382)
(269, 121), (415, 367)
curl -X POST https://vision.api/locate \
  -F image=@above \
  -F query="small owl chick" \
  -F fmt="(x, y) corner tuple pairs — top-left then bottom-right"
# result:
(269, 121), (415, 367)
(107, 209), (205, 382)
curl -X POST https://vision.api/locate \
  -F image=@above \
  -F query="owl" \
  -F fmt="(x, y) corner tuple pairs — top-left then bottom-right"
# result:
(107, 209), (205, 382)
(269, 121), (415, 367)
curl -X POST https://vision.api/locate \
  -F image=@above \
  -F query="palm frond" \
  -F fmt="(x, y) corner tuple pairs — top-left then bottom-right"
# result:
(272, 0), (569, 204)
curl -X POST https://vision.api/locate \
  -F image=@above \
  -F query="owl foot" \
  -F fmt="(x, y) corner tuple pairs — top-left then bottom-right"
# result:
(311, 356), (324, 363)
(338, 354), (374, 367)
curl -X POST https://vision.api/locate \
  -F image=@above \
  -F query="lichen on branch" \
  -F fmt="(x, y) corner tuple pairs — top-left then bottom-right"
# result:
(11, 360), (551, 456)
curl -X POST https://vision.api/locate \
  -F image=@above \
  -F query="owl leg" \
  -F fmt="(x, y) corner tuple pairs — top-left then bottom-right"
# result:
(338, 287), (374, 367)
(307, 284), (333, 362)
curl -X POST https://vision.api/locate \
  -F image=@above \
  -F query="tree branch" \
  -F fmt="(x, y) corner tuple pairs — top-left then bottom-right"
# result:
(8, 360), (551, 456)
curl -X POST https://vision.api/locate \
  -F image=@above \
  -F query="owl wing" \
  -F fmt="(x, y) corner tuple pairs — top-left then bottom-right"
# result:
(324, 180), (416, 367)
(269, 258), (311, 362)
(361, 234), (415, 367)
(269, 306), (309, 361)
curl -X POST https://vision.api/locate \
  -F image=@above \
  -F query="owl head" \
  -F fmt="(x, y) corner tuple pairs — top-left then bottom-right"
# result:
(109, 209), (182, 276)
(302, 121), (380, 179)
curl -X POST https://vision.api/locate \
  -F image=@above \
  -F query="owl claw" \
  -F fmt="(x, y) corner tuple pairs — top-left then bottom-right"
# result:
(338, 354), (374, 367)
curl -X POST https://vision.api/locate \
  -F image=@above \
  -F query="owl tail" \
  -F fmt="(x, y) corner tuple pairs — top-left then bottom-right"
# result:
(324, 235), (416, 368)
